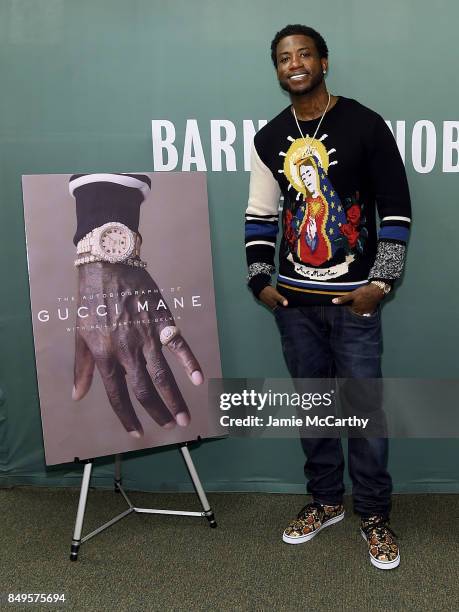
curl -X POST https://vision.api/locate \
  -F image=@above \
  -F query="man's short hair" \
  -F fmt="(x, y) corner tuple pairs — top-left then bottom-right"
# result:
(270, 24), (329, 67)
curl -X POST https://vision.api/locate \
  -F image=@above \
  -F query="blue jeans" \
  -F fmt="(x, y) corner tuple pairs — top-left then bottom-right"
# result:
(274, 305), (392, 518)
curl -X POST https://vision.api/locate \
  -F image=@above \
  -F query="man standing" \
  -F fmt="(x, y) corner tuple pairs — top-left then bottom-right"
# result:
(245, 24), (411, 570)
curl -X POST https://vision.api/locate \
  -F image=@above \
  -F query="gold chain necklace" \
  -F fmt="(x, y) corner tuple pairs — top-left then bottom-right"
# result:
(292, 92), (331, 156)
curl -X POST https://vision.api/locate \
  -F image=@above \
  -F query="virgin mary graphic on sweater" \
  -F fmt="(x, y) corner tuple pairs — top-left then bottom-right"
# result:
(284, 140), (352, 266)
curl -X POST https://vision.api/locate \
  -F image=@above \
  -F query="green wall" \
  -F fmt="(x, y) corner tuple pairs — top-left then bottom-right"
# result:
(1, 0), (458, 492)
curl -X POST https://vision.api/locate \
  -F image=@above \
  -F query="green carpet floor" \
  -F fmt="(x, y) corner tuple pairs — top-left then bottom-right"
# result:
(1, 489), (458, 611)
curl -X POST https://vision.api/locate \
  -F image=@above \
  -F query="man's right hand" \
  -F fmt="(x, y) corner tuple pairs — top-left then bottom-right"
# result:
(259, 286), (288, 310)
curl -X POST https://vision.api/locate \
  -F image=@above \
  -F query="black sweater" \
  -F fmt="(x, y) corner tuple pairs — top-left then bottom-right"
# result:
(245, 97), (411, 305)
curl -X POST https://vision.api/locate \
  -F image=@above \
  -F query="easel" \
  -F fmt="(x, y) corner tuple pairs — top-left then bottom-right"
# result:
(70, 443), (217, 561)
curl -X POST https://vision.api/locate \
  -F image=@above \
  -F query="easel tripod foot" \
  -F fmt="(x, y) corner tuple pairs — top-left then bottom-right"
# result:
(205, 511), (217, 528)
(70, 539), (81, 561)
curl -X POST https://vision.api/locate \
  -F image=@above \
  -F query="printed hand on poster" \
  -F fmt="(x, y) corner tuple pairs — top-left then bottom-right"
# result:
(70, 174), (203, 438)
(72, 263), (203, 437)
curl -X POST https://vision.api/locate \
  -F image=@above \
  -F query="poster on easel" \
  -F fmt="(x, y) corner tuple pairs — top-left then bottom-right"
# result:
(22, 172), (223, 465)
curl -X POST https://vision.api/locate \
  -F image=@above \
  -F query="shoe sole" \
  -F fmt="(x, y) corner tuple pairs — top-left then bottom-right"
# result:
(360, 529), (400, 570)
(282, 511), (345, 544)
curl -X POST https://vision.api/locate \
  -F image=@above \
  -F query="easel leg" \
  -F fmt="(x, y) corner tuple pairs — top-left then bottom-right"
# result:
(70, 460), (93, 561)
(68, 449), (216, 560)
(114, 454), (122, 492)
(180, 445), (217, 528)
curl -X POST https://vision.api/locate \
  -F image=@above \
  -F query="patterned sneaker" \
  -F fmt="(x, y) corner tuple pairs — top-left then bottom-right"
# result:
(360, 515), (400, 570)
(282, 502), (345, 544)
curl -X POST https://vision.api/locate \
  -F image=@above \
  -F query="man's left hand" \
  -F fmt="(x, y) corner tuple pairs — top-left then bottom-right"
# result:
(332, 283), (385, 315)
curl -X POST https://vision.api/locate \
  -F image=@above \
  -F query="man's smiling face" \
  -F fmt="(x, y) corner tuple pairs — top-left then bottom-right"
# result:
(276, 34), (327, 96)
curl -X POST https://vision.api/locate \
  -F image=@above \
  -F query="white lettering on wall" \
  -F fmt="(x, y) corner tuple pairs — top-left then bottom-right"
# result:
(386, 120), (406, 164)
(443, 121), (459, 172)
(182, 119), (207, 171)
(152, 119), (266, 172)
(152, 118), (459, 173)
(210, 120), (237, 171)
(152, 120), (178, 171)
(412, 121), (436, 173)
